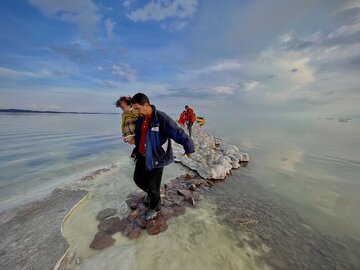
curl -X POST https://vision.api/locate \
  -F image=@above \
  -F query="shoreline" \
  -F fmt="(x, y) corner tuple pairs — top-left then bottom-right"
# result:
(0, 187), (88, 270)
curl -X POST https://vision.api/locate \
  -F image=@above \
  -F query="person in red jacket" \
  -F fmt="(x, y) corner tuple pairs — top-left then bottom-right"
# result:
(185, 105), (196, 137)
(178, 110), (187, 129)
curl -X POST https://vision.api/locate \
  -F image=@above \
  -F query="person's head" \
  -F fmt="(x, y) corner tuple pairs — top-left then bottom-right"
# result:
(183, 110), (186, 113)
(115, 96), (132, 113)
(131, 93), (152, 117)
(185, 105), (189, 110)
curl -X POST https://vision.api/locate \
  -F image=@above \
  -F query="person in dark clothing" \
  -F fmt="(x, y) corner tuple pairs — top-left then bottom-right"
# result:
(131, 93), (195, 221)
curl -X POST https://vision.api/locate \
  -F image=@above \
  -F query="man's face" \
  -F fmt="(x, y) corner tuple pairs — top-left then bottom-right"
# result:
(132, 103), (148, 116)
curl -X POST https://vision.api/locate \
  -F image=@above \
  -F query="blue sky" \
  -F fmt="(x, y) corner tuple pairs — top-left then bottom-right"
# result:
(0, 0), (359, 116)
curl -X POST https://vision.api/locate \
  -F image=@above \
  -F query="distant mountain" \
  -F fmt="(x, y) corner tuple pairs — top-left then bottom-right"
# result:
(0, 109), (119, 114)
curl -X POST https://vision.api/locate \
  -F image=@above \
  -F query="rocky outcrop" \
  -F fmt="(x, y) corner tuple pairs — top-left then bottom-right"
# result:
(172, 122), (249, 179)
(90, 174), (215, 250)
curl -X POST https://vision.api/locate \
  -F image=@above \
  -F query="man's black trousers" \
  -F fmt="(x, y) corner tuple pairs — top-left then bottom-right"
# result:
(133, 156), (163, 210)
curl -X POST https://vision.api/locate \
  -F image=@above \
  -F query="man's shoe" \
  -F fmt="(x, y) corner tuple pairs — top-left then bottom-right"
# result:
(143, 208), (160, 221)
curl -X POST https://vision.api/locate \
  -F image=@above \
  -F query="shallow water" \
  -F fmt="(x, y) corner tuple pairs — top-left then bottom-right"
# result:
(1, 113), (359, 269)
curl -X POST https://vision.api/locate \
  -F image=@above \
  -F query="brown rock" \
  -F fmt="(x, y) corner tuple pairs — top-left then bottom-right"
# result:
(164, 183), (177, 190)
(146, 215), (168, 235)
(96, 208), (117, 221)
(98, 217), (128, 234)
(123, 222), (134, 236)
(184, 174), (196, 180)
(162, 198), (175, 207)
(173, 205), (186, 216)
(177, 189), (191, 197)
(189, 184), (197, 191)
(89, 232), (115, 250)
(130, 202), (138, 210)
(161, 207), (175, 219)
(206, 180), (214, 187)
(128, 208), (140, 220)
(186, 196), (196, 207)
(134, 216), (147, 229)
(127, 227), (142, 240)
(191, 191), (202, 201)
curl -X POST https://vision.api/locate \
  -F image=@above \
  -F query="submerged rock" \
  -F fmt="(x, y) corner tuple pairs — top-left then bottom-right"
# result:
(89, 232), (115, 250)
(98, 217), (128, 234)
(146, 215), (168, 235)
(96, 208), (116, 221)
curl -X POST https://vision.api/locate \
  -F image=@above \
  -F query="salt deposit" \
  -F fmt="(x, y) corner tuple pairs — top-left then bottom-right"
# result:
(172, 123), (249, 179)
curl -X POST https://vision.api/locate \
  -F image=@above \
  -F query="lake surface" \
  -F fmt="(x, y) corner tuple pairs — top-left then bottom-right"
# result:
(1, 112), (359, 269)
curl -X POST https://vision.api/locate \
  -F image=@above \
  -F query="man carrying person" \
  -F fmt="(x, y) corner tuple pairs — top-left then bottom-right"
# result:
(131, 93), (195, 220)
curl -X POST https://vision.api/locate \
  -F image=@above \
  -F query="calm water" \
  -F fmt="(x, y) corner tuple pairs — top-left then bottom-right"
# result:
(0, 113), (128, 210)
(1, 113), (359, 268)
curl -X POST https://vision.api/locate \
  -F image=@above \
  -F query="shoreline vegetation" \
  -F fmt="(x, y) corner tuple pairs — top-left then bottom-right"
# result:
(0, 109), (118, 115)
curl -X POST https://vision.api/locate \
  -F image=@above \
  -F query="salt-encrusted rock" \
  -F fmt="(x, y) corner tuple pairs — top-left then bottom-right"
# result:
(89, 232), (115, 250)
(96, 208), (117, 221)
(98, 217), (128, 234)
(172, 122), (249, 179)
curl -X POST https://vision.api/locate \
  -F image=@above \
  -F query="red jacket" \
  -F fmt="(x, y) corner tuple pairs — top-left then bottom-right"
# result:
(186, 107), (196, 123)
(178, 112), (187, 124)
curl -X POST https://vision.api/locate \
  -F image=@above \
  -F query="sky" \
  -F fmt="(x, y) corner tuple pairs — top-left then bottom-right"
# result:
(0, 0), (359, 116)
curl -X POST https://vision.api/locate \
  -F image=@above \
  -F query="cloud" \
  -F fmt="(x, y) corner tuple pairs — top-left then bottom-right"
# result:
(0, 66), (49, 79)
(331, 6), (360, 27)
(111, 63), (137, 81)
(28, 0), (101, 43)
(161, 21), (188, 31)
(123, 0), (136, 8)
(211, 86), (235, 95)
(127, 0), (198, 21)
(241, 80), (259, 91)
(327, 22), (360, 38)
(105, 18), (116, 39)
(103, 80), (121, 88)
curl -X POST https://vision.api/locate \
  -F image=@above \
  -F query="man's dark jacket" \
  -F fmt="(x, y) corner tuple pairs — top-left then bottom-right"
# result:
(133, 105), (195, 170)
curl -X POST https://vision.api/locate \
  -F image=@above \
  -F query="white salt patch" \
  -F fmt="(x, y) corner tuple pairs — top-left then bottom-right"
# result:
(173, 123), (249, 179)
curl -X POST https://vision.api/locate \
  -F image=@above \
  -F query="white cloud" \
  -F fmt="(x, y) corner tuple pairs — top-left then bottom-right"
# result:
(161, 21), (188, 31)
(127, 0), (198, 21)
(0, 66), (48, 79)
(242, 80), (259, 91)
(28, 0), (100, 43)
(211, 86), (235, 95)
(189, 60), (242, 76)
(105, 18), (116, 38)
(328, 22), (360, 38)
(103, 80), (121, 88)
(123, 0), (136, 8)
(111, 63), (137, 81)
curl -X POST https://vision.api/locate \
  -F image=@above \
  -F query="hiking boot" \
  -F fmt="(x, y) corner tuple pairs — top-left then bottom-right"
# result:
(142, 208), (160, 221)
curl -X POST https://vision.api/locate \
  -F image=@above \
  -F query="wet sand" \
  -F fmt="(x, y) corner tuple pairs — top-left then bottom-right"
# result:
(0, 188), (88, 270)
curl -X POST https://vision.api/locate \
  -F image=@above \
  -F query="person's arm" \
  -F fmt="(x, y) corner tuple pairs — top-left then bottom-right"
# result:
(161, 113), (195, 154)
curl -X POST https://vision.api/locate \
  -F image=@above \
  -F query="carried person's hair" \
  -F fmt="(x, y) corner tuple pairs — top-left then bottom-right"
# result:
(115, 96), (131, 107)
(131, 93), (150, 105)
